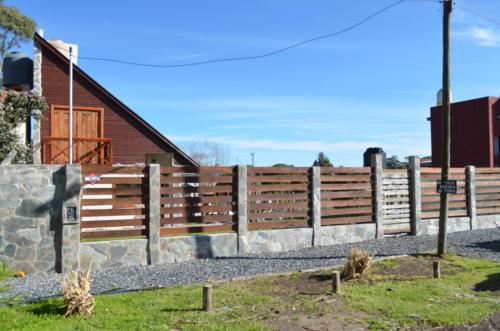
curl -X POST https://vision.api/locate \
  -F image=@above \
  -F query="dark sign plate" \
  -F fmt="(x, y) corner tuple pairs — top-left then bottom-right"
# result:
(436, 180), (457, 194)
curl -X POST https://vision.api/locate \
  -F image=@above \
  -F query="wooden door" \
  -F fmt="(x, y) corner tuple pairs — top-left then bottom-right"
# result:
(51, 105), (104, 163)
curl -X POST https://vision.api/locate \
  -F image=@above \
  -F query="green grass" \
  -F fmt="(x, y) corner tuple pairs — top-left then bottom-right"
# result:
(343, 255), (500, 329)
(0, 261), (14, 293)
(0, 254), (498, 330)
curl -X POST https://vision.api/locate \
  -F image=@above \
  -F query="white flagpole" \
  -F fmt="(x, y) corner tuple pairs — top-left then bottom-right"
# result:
(68, 46), (73, 164)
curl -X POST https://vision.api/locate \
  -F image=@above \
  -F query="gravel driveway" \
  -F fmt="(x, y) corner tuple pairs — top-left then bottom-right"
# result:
(1, 228), (499, 303)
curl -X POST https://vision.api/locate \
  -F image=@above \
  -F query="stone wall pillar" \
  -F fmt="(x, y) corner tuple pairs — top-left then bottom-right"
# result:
(61, 164), (81, 273)
(237, 165), (248, 254)
(148, 164), (161, 264)
(311, 166), (321, 246)
(408, 156), (422, 235)
(466, 166), (477, 230)
(32, 32), (43, 165)
(371, 154), (384, 239)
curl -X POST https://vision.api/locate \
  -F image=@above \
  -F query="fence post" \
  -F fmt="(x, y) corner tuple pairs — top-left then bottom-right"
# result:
(61, 164), (81, 273)
(311, 166), (321, 246)
(408, 156), (422, 235)
(148, 164), (161, 265)
(237, 165), (248, 254)
(371, 154), (384, 239)
(466, 165), (477, 230)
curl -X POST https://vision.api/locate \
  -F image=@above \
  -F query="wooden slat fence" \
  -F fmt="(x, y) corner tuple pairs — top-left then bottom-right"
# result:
(320, 167), (373, 226)
(159, 166), (236, 235)
(420, 168), (468, 219)
(247, 167), (310, 230)
(80, 165), (148, 239)
(475, 168), (500, 215)
(382, 169), (411, 234)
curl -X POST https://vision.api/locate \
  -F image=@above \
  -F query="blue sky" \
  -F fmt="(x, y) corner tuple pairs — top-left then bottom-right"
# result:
(10, 0), (500, 166)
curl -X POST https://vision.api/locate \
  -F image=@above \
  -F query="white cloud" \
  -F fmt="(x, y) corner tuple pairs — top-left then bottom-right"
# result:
(170, 135), (429, 156)
(455, 26), (500, 47)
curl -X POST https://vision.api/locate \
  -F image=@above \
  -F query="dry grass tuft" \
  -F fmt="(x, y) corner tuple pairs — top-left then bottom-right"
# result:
(341, 248), (372, 280)
(61, 268), (94, 316)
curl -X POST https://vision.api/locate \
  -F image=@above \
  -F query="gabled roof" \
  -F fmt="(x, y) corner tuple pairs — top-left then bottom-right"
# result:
(34, 32), (198, 166)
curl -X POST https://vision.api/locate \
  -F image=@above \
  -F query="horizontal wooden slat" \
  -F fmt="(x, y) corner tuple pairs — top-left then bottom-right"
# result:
(321, 191), (372, 199)
(82, 187), (144, 196)
(320, 175), (370, 182)
(248, 167), (310, 174)
(476, 193), (500, 201)
(81, 197), (144, 206)
(81, 208), (145, 217)
(321, 199), (372, 208)
(160, 186), (233, 194)
(248, 193), (309, 202)
(321, 207), (372, 217)
(476, 200), (500, 208)
(248, 211), (309, 219)
(160, 166), (234, 174)
(474, 174), (500, 180)
(476, 187), (500, 194)
(161, 214), (234, 224)
(476, 207), (500, 215)
(475, 168), (500, 173)
(248, 184), (308, 192)
(81, 219), (147, 228)
(80, 229), (147, 239)
(248, 201), (309, 211)
(95, 177), (145, 185)
(421, 194), (466, 202)
(160, 205), (233, 214)
(321, 215), (373, 226)
(160, 195), (233, 205)
(321, 167), (371, 174)
(160, 224), (235, 235)
(421, 188), (466, 195)
(161, 176), (234, 184)
(383, 197), (410, 203)
(321, 183), (371, 191)
(421, 168), (465, 174)
(422, 201), (467, 210)
(248, 175), (309, 183)
(248, 220), (309, 230)
(421, 210), (467, 219)
(475, 181), (500, 187)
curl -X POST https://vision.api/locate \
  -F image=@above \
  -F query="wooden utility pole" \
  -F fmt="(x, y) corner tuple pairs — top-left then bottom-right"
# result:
(437, 0), (452, 257)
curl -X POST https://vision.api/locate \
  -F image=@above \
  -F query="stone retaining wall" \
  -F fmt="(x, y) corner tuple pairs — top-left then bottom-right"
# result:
(0, 165), (65, 273)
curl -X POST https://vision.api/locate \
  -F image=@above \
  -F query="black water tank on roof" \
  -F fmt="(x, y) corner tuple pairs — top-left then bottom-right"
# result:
(2, 52), (33, 88)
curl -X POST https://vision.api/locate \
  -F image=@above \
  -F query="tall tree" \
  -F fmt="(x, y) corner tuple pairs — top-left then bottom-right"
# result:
(0, 0), (36, 72)
(313, 152), (333, 167)
(385, 155), (407, 169)
(183, 141), (231, 166)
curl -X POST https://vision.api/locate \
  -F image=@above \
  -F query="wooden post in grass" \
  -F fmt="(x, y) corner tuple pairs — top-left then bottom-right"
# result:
(433, 261), (441, 279)
(332, 271), (341, 294)
(203, 284), (213, 312)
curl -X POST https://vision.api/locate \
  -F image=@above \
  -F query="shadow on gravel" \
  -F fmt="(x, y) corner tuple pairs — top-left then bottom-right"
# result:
(465, 240), (500, 253)
(214, 252), (398, 261)
(474, 272), (500, 294)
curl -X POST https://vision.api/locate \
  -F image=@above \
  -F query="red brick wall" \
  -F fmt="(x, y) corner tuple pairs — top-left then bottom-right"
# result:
(431, 97), (493, 167)
(40, 44), (192, 165)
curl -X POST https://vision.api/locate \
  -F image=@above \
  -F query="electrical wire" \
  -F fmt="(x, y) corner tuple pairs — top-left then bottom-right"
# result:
(454, 3), (500, 27)
(69, 0), (409, 68)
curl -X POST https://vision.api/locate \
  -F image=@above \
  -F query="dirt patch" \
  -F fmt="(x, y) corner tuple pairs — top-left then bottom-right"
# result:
(272, 272), (333, 296)
(267, 297), (368, 331)
(426, 312), (500, 331)
(371, 255), (465, 279)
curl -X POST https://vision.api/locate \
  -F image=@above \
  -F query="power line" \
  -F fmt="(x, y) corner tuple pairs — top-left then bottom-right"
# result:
(454, 3), (500, 27)
(72, 0), (409, 69)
